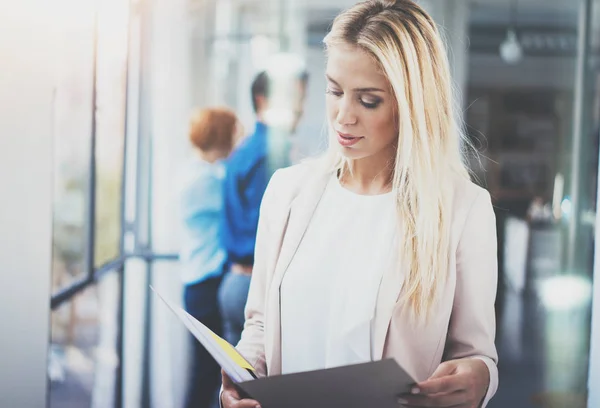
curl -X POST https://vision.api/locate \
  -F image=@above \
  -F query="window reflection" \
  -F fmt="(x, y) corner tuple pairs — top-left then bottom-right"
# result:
(51, 0), (95, 292)
(464, 1), (599, 407)
(94, 0), (129, 267)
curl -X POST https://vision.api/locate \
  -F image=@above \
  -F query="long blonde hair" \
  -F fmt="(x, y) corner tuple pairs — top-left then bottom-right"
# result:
(323, 0), (471, 320)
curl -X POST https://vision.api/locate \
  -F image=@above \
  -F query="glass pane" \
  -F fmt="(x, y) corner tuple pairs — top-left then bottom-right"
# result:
(51, 0), (96, 292)
(464, 1), (597, 406)
(94, 0), (130, 267)
(49, 272), (122, 408)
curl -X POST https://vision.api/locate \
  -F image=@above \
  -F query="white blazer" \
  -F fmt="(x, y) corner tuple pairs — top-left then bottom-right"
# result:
(235, 161), (499, 406)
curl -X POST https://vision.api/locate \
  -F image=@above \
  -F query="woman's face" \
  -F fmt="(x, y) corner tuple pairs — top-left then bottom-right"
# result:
(325, 43), (398, 163)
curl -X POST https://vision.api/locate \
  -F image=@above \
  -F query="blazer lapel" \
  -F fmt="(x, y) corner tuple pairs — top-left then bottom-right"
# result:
(271, 170), (331, 289)
(265, 169), (331, 374)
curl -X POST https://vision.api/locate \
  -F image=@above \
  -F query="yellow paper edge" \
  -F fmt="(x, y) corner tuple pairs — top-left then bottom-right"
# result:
(208, 332), (255, 372)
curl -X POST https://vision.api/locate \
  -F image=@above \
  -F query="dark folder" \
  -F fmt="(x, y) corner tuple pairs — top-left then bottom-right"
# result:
(152, 286), (416, 408)
(238, 358), (415, 408)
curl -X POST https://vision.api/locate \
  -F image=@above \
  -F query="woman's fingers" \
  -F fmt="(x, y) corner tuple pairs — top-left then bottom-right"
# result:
(221, 370), (261, 408)
(398, 390), (468, 407)
(222, 370), (236, 390)
(221, 390), (261, 408)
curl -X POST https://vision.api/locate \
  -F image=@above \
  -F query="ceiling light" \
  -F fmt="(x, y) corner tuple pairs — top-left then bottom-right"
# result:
(500, 29), (523, 64)
(500, 0), (523, 65)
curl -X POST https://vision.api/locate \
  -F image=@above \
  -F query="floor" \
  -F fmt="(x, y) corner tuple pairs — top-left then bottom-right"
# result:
(48, 273), (119, 408)
(490, 289), (590, 408)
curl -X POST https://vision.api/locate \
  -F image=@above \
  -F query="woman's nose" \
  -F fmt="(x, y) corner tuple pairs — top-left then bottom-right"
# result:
(336, 98), (357, 126)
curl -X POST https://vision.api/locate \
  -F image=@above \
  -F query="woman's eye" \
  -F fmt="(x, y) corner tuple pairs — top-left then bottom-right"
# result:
(360, 98), (381, 109)
(326, 88), (343, 97)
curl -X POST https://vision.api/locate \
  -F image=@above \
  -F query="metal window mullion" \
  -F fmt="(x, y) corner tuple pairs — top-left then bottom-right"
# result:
(84, 9), (100, 282)
(50, 278), (94, 310)
(51, 256), (125, 309)
(135, 0), (154, 405)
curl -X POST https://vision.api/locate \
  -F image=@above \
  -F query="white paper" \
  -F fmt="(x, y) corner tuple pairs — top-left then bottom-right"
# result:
(151, 286), (255, 383)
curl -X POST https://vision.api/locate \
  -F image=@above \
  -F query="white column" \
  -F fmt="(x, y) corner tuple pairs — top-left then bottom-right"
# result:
(148, 0), (194, 407)
(293, 46), (328, 159)
(0, 1), (54, 406)
(284, 0), (308, 56)
(207, 0), (238, 106)
(189, 0), (217, 108)
(121, 5), (147, 407)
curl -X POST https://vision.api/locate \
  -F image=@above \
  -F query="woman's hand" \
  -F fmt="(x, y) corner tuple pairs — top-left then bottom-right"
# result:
(398, 359), (489, 408)
(220, 370), (261, 408)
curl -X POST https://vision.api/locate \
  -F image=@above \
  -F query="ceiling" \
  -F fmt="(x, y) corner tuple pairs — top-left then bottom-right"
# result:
(226, 0), (600, 56)
(302, 0), (599, 55)
(304, 0), (584, 28)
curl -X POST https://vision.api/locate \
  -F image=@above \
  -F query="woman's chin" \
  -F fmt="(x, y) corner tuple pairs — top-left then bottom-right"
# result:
(338, 146), (367, 160)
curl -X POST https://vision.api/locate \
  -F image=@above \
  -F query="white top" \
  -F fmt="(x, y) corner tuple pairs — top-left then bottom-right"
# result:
(280, 175), (398, 374)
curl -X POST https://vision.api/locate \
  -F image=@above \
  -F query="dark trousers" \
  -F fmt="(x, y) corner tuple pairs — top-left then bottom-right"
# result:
(183, 276), (222, 408)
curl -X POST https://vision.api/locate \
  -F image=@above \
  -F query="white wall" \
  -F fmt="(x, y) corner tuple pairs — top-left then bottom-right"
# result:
(0, 0), (54, 406)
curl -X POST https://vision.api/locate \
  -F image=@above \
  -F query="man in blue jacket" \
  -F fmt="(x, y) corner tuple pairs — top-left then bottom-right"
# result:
(218, 67), (309, 346)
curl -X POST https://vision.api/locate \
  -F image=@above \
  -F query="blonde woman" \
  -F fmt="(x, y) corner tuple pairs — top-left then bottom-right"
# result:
(221, 1), (498, 407)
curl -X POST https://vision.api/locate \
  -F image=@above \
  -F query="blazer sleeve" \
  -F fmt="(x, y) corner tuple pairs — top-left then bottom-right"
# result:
(445, 189), (499, 407)
(234, 169), (283, 378)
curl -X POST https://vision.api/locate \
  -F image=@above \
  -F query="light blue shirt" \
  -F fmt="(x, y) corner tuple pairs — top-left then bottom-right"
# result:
(178, 157), (227, 285)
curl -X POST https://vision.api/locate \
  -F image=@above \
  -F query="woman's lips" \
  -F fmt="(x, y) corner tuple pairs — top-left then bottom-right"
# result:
(337, 131), (363, 147)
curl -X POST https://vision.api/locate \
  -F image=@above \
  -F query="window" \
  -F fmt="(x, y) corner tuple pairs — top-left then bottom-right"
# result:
(51, 0), (96, 293)
(49, 0), (130, 407)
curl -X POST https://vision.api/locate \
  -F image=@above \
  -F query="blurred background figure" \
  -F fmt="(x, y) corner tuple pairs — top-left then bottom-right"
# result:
(177, 107), (241, 408)
(218, 66), (308, 347)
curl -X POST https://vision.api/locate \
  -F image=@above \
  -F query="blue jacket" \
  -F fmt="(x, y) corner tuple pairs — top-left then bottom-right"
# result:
(220, 122), (271, 266)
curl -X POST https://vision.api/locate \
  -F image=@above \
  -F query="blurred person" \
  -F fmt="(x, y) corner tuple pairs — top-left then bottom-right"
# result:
(177, 107), (242, 408)
(221, 1), (498, 408)
(218, 67), (309, 347)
